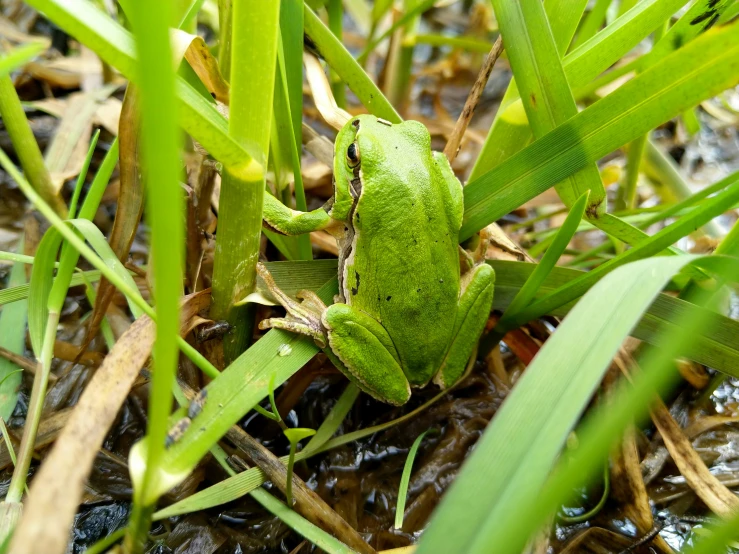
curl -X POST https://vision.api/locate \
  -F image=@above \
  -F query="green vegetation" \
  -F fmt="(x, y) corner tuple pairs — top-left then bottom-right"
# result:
(0, 0), (738, 552)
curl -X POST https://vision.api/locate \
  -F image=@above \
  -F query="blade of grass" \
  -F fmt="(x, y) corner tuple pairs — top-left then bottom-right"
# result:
(461, 20), (739, 240)
(210, 0), (279, 362)
(0, 42), (49, 79)
(0, 271), (103, 307)
(357, 0), (435, 64)
(153, 381), (455, 519)
(0, 149), (218, 381)
(0, 245), (27, 421)
(304, 3), (401, 123)
(470, 0), (689, 180)
(416, 254), (739, 554)
(7, 133), (115, 504)
(483, 259), (739, 553)
(491, 0), (670, 249)
(280, 0), (304, 151)
(128, 276), (340, 502)
(493, 192), (588, 337)
(0, 74), (66, 216)
(491, 0), (607, 217)
(508, 177), (739, 329)
(123, 0), (182, 549)
(395, 430), (430, 529)
(27, 0), (262, 179)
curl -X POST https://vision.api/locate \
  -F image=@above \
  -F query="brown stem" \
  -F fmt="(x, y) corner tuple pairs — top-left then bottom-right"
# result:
(225, 426), (377, 554)
(443, 36), (504, 164)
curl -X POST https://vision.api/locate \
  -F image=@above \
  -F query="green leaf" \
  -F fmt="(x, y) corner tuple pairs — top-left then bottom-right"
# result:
(27, 230), (62, 358)
(492, 0), (607, 216)
(509, 176), (739, 328)
(26, 0), (262, 179)
(395, 430), (429, 529)
(303, 4), (401, 123)
(129, 277), (339, 502)
(494, 192), (588, 335)
(471, 0), (689, 179)
(0, 271), (102, 307)
(417, 254), (739, 554)
(0, 42), (49, 80)
(0, 246), (28, 420)
(490, 259), (739, 375)
(461, 20), (739, 240)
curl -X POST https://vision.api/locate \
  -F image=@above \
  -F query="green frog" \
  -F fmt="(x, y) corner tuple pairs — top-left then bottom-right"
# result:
(258, 115), (495, 405)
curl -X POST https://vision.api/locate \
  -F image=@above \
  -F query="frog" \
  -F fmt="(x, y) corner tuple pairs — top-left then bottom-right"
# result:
(257, 114), (495, 406)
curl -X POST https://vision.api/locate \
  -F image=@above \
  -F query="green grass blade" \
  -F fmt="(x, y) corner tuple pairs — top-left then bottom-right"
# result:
(27, 231), (62, 358)
(0, 271), (102, 307)
(470, 0), (689, 180)
(490, 259), (739, 375)
(416, 254), (739, 554)
(461, 20), (739, 240)
(249, 489), (356, 554)
(27, 0), (262, 179)
(484, 257), (739, 553)
(0, 248), (28, 421)
(357, 0), (435, 63)
(0, 42), (48, 79)
(509, 177), (739, 328)
(67, 130), (99, 219)
(280, 0), (304, 152)
(210, 0), (279, 361)
(124, 0), (182, 545)
(492, 0), (607, 215)
(129, 276), (341, 501)
(395, 430), (429, 529)
(495, 193), (588, 335)
(304, 3), (401, 123)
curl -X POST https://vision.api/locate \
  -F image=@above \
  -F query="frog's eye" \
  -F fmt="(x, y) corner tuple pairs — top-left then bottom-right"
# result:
(346, 142), (360, 168)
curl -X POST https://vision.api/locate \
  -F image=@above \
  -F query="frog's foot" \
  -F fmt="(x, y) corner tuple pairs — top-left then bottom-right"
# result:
(434, 262), (495, 389)
(322, 304), (411, 406)
(256, 263), (328, 347)
(459, 225), (493, 273)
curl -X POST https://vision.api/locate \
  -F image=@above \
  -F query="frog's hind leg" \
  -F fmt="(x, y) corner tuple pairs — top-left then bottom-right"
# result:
(323, 304), (411, 406)
(256, 263), (328, 347)
(434, 262), (495, 389)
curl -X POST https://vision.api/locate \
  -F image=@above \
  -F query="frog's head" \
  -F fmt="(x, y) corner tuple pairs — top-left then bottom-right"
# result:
(331, 115), (431, 221)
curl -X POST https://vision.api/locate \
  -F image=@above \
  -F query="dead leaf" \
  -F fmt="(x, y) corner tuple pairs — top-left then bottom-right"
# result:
(43, 85), (118, 192)
(77, 85), (144, 360)
(8, 291), (211, 554)
(650, 397), (739, 518)
(171, 29), (230, 105)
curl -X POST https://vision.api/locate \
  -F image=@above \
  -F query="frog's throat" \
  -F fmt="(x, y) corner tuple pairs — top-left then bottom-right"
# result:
(336, 170), (363, 305)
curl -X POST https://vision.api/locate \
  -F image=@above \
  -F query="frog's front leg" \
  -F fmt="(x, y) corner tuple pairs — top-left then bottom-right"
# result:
(262, 194), (336, 235)
(434, 263), (495, 389)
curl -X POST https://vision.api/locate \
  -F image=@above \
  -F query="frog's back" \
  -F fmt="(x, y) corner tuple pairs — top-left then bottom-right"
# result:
(342, 118), (463, 386)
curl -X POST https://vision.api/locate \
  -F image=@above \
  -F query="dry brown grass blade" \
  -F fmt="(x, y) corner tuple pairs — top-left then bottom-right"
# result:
(304, 53), (351, 131)
(616, 352), (739, 518)
(443, 36), (503, 164)
(560, 527), (638, 553)
(684, 415), (739, 439)
(603, 364), (674, 553)
(171, 29), (230, 105)
(44, 88), (114, 192)
(610, 426), (675, 553)
(8, 291), (211, 554)
(0, 408), (71, 471)
(76, 84), (144, 362)
(0, 345), (46, 379)
(649, 397), (739, 518)
(225, 425), (377, 554)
